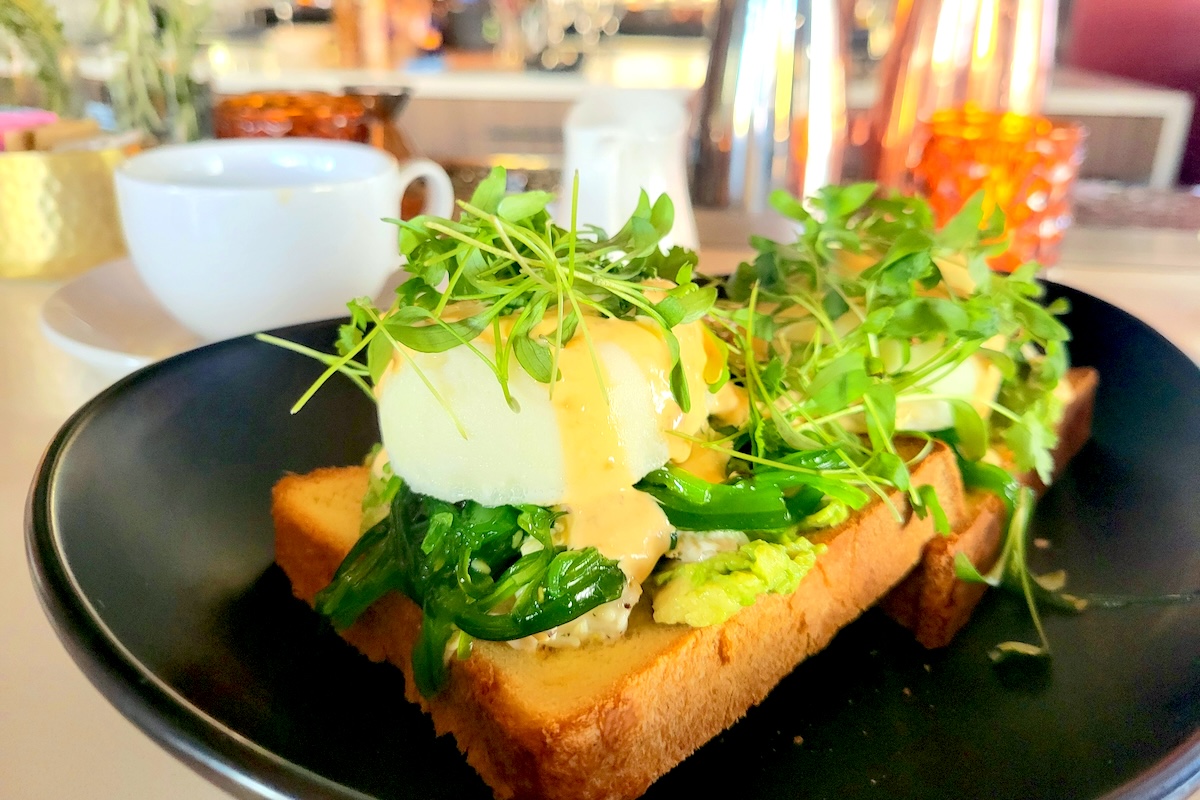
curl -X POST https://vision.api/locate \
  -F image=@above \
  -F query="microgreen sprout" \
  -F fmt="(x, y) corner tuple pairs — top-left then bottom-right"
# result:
(265, 176), (1086, 683)
(259, 167), (714, 423)
(698, 184), (1072, 532)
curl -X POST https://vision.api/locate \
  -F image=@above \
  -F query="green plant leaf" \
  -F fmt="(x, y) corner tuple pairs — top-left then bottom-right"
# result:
(366, 329), (394, 382)
(868, 451), (910, 490)
(915, 483), (950, 535)
(511, 298), (554, 383)
(948, 399), (989, 462)
(884, 297), (972, 339)
(670, 285), (718, 326)
(822, 289), (851, 321)
(380, 308), (488, 353)
(650, 194), (675, 238)
(804, 352), (870, 416)
(862, 383), (897, 452)
(770, 189), (812, 223)
(652, 295), (686, 328)
(497, 191), (555, 222)
(824, 183), (878, 219)
(937, 190), (987, 251)
(1002, 410), (1057, 484)
(469, 166), (508, 213)
(954, 551), (990, 582)
(664, 329), (691, 413)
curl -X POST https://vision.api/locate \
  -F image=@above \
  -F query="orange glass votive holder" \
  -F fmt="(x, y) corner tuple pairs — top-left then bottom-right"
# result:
(912, 107), (1087, 272)
(213, 92), (370, 142)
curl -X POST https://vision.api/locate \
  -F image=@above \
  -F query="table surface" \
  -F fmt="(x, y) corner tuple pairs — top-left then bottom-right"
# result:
(2, 225), (1198, 799)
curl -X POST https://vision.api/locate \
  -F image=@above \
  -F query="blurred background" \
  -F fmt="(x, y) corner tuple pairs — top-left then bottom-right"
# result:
(3, 0), (1197, 206)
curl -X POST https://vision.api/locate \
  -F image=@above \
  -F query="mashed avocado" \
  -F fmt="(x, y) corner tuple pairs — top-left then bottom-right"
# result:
(652, 537), (824, 627)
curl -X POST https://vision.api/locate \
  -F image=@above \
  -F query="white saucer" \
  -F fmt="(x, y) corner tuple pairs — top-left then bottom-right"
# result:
(40, 258), (203, 376)
(41, 259), (410, 377)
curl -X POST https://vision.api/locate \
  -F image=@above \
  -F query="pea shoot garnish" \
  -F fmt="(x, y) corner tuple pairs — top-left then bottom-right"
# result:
(264, 175), (1094, 682)
(261, 167), (716, 421)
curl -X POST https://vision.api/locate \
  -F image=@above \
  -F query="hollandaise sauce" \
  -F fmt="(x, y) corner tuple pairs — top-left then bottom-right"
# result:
(372, 310), (745, 647)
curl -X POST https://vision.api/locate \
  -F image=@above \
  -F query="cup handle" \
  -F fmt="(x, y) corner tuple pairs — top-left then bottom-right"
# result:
(396, 158), (455, 218)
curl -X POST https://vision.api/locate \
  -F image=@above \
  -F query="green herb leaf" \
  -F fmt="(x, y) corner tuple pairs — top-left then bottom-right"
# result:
(497, 190), (555, 222)
(884, 297), (971, 339)
(804, 353), (870, 416)
(511, 298), (554, 383)
(671, 285), (718, 327)
(868, 451), (910, 490)
(769, 189), (812, 223)
(469, 166), (508, 213)
(822, 289), (851, 321)
(954, 551), (991, 583)
(559, 310), (580, 344)
(1002, 410), (1058, 485)
(643, 245), (699, 282)
(664, 329), (692, 413)
(822, 182), (878, 219)
(915, 483), (950, 535)
(652, 295), (687, 328)
(366, 330), (394, 383)
(383, 308), (489, 353)
(948, 399), (989, 462)
(936, 190), (986, 252)
(650, 194), (675, 238)
(862, 383), (897, 452)
(316, 481), (625, 696)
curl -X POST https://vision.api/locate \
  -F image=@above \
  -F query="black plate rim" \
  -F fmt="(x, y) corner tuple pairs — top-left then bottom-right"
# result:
(24, 292), (1200, 800)
(26, 322), (370, 800)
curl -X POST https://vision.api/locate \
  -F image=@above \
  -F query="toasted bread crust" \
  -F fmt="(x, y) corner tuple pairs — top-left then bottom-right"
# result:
(880, 367), (1099, 648)
(272, 366), (1097, 799)
(273, 445), (970, 800)
(271, 368), (1098, 799)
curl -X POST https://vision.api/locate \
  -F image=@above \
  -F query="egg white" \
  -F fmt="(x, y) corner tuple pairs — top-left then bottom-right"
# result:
(376, 339), (675, 508)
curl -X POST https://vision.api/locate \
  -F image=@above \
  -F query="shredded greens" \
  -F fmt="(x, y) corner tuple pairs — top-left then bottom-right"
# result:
(316, 481), (625, 695)
(637, 449), (856, 532)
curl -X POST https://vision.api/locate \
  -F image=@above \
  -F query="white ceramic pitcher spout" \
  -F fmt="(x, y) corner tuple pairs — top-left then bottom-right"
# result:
(557, 89), (700, 251)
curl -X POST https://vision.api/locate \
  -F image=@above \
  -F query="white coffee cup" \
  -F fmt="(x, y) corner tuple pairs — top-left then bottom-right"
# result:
(115, 138), (454, 342)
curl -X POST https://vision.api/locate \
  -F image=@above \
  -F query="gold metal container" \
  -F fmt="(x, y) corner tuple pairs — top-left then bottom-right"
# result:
(0, 148), (127, 280)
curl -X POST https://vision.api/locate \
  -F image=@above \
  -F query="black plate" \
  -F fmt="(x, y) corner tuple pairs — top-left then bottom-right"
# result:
(27, 284), (1200, 800)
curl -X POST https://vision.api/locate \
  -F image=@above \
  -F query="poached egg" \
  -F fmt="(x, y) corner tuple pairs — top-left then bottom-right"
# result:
(374, 308), (743, 644)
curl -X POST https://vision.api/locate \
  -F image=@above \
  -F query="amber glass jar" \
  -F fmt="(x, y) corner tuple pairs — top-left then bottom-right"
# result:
(912, 107), (1087, 272)
(213, 92), (370, 142)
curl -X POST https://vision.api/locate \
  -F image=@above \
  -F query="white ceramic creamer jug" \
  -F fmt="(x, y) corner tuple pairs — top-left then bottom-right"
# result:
(557, 89), (699, 250)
